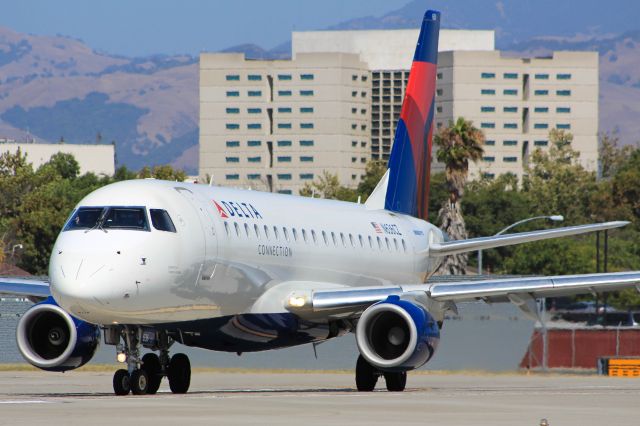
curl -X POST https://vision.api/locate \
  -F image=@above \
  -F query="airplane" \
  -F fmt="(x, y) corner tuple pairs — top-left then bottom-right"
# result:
(2, 10), (640, 396)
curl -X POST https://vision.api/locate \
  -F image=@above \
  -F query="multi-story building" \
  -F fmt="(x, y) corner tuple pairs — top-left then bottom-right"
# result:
(0, 141), (115, 176)
(436, 50), (599, 179)
(199, 52), (371, 194)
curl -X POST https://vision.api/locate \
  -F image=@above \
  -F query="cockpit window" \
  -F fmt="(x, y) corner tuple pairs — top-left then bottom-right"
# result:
(150, 209), (177, 233)
(64, 207), (104, 231)
(64, 207), (149, 232)
(103, 207), (149, 230)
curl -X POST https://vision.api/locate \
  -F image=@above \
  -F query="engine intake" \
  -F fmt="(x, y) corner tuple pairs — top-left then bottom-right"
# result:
(16, 298), (100, 372)
(356, 296), (439, 371)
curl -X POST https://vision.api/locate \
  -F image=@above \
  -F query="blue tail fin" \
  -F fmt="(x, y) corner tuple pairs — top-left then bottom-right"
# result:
(384, 10), (440, 220)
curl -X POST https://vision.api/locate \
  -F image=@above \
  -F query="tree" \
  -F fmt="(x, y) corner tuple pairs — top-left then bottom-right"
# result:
(300, 170), (357, 201)
(599, 131), (635, 179)
(433, 117), (484, 274)
(138, 165), (187, 182)
(356, 161), (387, 200)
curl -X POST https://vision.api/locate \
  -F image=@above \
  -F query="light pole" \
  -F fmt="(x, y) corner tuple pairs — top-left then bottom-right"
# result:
(477, 215), (564, 275)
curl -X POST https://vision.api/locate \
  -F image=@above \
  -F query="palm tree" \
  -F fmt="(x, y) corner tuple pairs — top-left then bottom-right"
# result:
(434, 117), (485, 275)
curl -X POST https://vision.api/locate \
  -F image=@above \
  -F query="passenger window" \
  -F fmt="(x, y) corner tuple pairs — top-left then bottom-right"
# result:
(368, 236), (373, 249)
(234, 222), (240, 237)
(358, 235), (364, 247)
(340, 232), (346, 246)
(254, 223), (260, 238)
(385, 237), (390, 251)
(402, 239), (407, 252)
(150, 209), (177, 232)
(311, 230), (317, 244)
(273, 226), (279, 240)
(331, 232), (337, 246)
(263, 225), (269, 239)
(322, 231), (328, 245)
(283, 227), (290, 241)
(244, 223), (250, 237)
(302, 229), (307, 243)
(393, 238), (399, 251)
(224, 222), (230, 236)
(377, 236), (382, 250)
(292, 228), (298, 242)
(349, 234), (355, 247)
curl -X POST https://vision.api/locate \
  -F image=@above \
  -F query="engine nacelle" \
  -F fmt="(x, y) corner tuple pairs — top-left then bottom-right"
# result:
(356, 296), (439, 371)
(16, 297), (100, 372)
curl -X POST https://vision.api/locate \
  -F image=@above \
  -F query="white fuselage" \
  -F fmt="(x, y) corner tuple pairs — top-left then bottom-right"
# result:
(49, 179), (444, 325)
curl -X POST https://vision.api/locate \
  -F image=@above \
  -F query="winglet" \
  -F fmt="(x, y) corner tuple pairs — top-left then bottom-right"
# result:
(364, 169), (390, 210)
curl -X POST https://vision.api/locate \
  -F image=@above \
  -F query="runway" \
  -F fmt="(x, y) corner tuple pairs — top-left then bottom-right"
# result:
(0, 370), (638, 426)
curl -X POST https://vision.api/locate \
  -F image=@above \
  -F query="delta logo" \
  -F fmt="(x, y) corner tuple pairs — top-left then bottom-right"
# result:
(212, 200), (263, 220)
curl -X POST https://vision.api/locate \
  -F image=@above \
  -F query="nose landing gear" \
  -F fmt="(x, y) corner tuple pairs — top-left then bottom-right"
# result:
(108, 326), (191, 396)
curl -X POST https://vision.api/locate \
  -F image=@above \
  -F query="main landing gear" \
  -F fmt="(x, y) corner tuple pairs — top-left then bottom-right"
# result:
(108, 326), (191, 396)
(355, 355), (407, 392)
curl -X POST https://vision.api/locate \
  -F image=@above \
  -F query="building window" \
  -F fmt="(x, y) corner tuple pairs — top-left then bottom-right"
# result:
(485, 140), (495, 146)
(436, 106), (443, 113)
(226, 107), (240, 114)
(247, 123), (262, 129)
(278, 107), (292, 113)
(278, 190), (292, 195)
(535, 74), (549, 80)
(226, 91), (240, 97)
(504, 123), (518, 129)
(503, 156), (517, 162)
(300, 107), (314, 113)
(278, 90), (292, 96)
(300, 123), (314, 129)
(278, 74), (292, 80)
(248, 74), (262, 81)
(247, 108), (262, 114)
(556, 107), (571, 113)
(483, 156), (495, 162)
(504, 73), (518, 79)
(557, 73), (572, 80)
(483, 173), (495, 179)
(481, 72), (496, 79)
(226, 123), (240, 130)
(226, 75), (240, 81)
(480, 122), (495, 129)
(300, 156), (313, 162)
(436, 89), (443, 96)
(248, 90), (261, 97)
(226, 174), (239, 180)
(534, 90), (549, 96)
(277, 173), (292, 180)
(534, 107), (549, 113)
(225, 157), (239, 163)
(300, 74), (314, 80)
(300, 173), (314, 180)
(534, 123), (549, 129)
(247, 173), (261, 180)
(503, 106), (518, 113)
(247, 156), (261, 163)
(556, 90), (571, 96)
(277, 156), (291, 162)
(557, 123), (571, 129)
(503, 140), (518, 146)
(481, 89), (496, 95)
(300, 140), (314, 146)
(481, 106), (495, 112)
(247, 140), (261, 147)
(226, 141), (240, 147)
(503, 89), (518, 95)
(277, 140), (292, 147)
(300, 90), (314, 96)
(534, 140), (548, 146)
(278, 123), (292, 129)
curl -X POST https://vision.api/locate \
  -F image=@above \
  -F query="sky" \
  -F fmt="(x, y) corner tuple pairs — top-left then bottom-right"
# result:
(0, 0), (410, 57)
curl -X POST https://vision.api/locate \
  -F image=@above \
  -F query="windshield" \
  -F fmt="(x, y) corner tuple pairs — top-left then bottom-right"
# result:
(64, 207), (150, 231)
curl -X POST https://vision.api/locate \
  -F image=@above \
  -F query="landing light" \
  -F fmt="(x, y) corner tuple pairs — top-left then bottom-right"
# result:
(116, 352), (127, 363)
(288, 296), (307, 308)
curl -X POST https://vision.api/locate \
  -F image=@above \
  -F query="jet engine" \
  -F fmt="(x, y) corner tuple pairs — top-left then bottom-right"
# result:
(356, 296), (440, 371)
(16, 297), (100, 372)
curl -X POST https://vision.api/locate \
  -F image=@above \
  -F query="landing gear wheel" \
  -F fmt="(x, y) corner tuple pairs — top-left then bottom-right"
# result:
(384, 371), (407, 392)
(142, 353), (162, 394)
(131, 369), (149, 395)
(355, 355), (378, 391)
(113, 369), (131, 395)
(168, 353), (191, 394)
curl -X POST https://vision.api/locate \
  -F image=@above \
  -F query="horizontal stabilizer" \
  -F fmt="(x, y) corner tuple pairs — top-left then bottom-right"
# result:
(427, 221), (629, 257)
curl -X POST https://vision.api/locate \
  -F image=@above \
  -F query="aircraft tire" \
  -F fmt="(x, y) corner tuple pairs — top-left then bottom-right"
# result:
(168, 353), (191, 394)
(131, 369), (149, 395)
(384, 371), (407, 392)
(113, 369), (131, 396)
(141, 353), (162, 394)
(355, 355), (378, 391)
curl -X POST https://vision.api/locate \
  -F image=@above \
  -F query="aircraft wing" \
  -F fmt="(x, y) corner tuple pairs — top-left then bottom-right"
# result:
(427, 221), (628, 256)
(0, 277), (50, 301)
(285, 271), (640, 320)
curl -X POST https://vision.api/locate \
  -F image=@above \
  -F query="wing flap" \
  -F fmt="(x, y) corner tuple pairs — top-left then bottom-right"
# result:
(428, 221), (629, 256)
